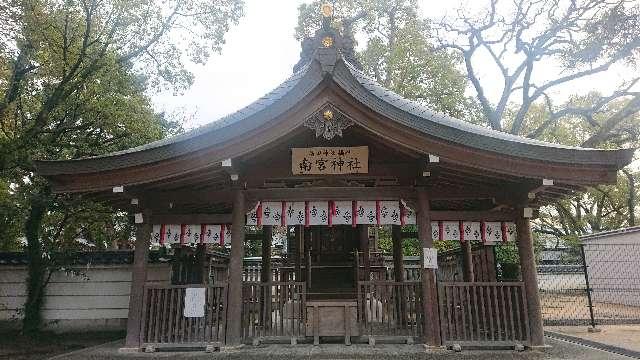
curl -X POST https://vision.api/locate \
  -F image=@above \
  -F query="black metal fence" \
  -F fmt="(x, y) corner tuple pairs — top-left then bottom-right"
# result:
(534, 243), (640, 326)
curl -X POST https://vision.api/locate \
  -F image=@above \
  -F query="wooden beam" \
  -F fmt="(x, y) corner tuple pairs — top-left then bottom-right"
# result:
(151, 213), (232, 224)
(429, 210), (517, 222)
(246, 186), (416, 202)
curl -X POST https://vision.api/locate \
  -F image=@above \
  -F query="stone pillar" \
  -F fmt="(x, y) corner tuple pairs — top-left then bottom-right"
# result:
(226, 190), (246, 345)
(122, 209), (152, 351)
(359, 225), (370, 281)
(392, 225), (404, 281)
(417, 188), (441, 346)
(461, 240), (474, 282)
(516, 211), (544, 347)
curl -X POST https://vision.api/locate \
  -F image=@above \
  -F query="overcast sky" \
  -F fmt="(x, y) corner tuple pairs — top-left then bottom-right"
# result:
(151, 0), (631, 129)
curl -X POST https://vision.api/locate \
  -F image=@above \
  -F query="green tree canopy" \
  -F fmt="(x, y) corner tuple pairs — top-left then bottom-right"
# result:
(296, 0), (470, 118)
(0, 0), (244, 334)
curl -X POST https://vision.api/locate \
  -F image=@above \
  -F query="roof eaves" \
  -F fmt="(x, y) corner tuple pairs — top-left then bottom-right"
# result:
(335, 59), (634, 167)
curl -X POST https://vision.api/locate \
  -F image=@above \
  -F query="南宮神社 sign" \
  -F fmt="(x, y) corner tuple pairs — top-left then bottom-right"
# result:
(292, 146), (368, 175)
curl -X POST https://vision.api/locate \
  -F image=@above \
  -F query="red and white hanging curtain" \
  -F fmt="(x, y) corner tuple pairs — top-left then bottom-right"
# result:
(247, 200), (515, 243)
(151, 224), (231, 247)
(149, 200), (516, 247)
(248, 200), (411, 227)
(431, 221), (516, 244)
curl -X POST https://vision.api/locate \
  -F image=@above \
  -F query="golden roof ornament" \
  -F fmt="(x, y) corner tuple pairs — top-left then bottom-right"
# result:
(305, 105), (353, 140)
(321, 3), (333, 18)
(322, 36), (334, 48)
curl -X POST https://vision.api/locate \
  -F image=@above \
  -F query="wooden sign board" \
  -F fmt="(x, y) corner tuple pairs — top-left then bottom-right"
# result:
(423, 248), (438, 269)
(183, 287), (206, 317)
(292, 146), (368, 175)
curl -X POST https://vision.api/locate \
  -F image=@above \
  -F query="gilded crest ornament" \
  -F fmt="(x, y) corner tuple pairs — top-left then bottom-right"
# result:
(304, 105), (354, 140)
(322, 36), (334, 48)
(321, 3), (333, 17)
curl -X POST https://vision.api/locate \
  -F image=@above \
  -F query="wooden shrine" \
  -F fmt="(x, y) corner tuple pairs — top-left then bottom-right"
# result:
(35, 4), (633, 352)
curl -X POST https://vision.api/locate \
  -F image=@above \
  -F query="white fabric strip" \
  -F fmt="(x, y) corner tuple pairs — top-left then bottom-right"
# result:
(183, 224), (202, 244)
(308, 201), (329, 225)
(356, 200), (377, 225)
(285, 201), (306, 225)
(332, 201), (353, 225)
(379, 201), (401, 225)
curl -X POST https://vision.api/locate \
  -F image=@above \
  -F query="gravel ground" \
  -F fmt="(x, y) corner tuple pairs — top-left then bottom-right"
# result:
(50, 336), (634, 360)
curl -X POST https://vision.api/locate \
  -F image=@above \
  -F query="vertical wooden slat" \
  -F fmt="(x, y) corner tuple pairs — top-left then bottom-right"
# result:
(472, 284), (480, 342)
(140, 287), (149, 344)
(519, 283), (530, 344)
(166, 288), (175, 343)
(172, 288), (181, 343)
(493, 284), (502, 341)
(513, 286), (522, 341)
(465, 285), (472, 341)
(446, 285), (454, 341)
(151, 288), (160, 343)
(487, 285), (495, 341)
(499, 285), (507, 341)
(506, 286), (515, 341)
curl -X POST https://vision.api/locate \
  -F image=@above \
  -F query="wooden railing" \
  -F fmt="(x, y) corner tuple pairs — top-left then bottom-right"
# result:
(140, 284), (228, 347)
(438, 282), (530, 346)
(241, 281), (306, 341)
(242, 266), (297, 282)
(356, 281), (423, 339)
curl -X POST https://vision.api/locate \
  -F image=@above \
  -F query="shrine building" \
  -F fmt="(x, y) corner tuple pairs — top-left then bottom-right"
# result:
(35, 5), (633, 352)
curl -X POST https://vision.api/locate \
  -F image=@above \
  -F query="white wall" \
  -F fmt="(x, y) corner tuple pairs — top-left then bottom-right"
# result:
(582, 230), (640, 307)
(0, 263), (171, 332)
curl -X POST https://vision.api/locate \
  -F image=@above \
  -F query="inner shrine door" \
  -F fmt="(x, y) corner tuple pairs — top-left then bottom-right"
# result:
(307, 226), (359, 300)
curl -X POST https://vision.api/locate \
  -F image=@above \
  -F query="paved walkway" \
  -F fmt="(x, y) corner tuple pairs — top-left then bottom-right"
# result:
(49, 337), (635, 360)
(546, 325), (640, 358)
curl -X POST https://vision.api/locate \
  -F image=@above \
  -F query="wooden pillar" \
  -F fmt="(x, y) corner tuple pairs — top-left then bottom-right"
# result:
(392, 224), (407, 325)
(417, 189), (441, 346)
(486, 246), (497, 282)
(461, 240), (474, 282)
(304, 227), (312, 289)
(261, 226), (273, 283)
(373, 227), (379, 252)
(122, 209), (151, 350)
(226, 190), (246, 345)
(516, 211), (544, 347)
(359, 225), (370, 281)
(260, 225), (272, 327)
(196, 244), (208, 284)
(294, 226), (302, 281)
(392, 225), (404, 281)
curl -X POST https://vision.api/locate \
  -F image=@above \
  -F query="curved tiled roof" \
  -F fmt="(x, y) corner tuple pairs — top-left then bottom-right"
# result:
(35, 54), (634, 176)
(334, 60), (632, 166)
(36, 62), (323, 175)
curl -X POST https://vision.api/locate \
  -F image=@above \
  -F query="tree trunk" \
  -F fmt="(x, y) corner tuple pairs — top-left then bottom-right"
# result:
(624, 170), (636, 227)
(22, 186), (50, 335)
